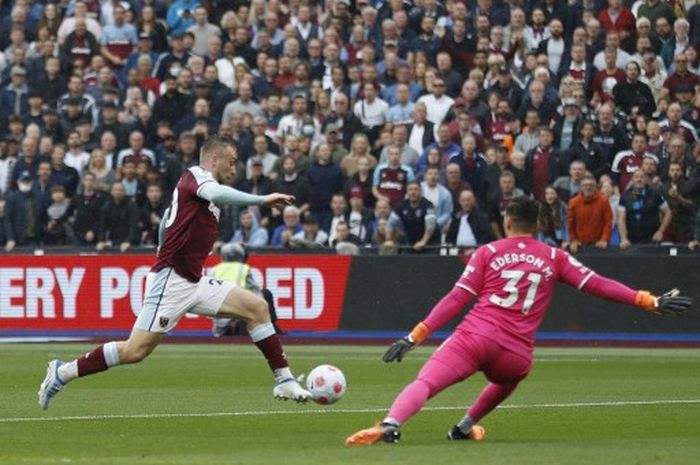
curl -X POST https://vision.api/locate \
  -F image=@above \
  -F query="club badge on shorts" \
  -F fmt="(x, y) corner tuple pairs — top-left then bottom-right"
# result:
(159, 317), (170, 328)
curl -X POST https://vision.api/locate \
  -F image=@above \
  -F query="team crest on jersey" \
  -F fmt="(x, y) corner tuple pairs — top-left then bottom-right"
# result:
(159, 317), (170, 328)
(397, 172), (405, 181)
(208, 202), (221, 222)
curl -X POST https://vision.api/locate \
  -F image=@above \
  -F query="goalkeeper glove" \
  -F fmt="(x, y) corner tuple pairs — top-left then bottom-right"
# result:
(383, 322), (430, 363)
(635, 288), (692, 315)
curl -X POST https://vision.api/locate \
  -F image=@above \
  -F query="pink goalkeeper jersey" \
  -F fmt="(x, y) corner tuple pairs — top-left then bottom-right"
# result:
(455, 237), (595, 356)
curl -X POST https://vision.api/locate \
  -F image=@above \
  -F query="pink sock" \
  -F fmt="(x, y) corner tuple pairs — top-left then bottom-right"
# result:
(386, 379), (432, 424)
(467, 382), (518, 422)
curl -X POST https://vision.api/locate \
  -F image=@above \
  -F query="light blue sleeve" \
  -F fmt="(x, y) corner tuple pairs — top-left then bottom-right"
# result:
(197, 182), (265, 207)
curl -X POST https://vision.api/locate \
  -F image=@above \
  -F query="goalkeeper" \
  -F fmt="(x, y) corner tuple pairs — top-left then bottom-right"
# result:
(346, 197), (692, 446)
(212, 243), (284, 337)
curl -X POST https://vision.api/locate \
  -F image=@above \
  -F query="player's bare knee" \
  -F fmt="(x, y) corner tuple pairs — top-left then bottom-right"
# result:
(249, 298), (269, 324)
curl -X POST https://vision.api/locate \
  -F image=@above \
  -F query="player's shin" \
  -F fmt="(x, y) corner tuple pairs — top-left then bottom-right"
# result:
(249, 322), (291, 382)
(57, 342), (121, 383)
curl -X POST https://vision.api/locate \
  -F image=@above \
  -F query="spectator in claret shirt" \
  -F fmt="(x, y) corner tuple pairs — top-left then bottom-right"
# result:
(525, 126), (569, 202)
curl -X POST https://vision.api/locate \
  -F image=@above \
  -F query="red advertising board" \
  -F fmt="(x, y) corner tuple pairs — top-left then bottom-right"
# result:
(0, 255), (351, 333)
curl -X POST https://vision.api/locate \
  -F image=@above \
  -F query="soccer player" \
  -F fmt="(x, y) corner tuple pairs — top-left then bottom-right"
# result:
(346, 197), (691, 445)
(39, 136), (312, 410)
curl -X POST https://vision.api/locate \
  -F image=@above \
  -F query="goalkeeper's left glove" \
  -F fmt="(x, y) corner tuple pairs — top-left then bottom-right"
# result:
(382, 322), (430, 363)
(635, 288), (693, 315)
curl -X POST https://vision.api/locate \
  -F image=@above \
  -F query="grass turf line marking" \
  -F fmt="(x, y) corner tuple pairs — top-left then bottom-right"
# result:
(3, 399), (699, 424)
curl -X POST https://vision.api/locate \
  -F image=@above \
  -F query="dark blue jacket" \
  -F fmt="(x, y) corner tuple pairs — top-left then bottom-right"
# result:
(4, 185), (48, 244)
(306, 162), (344, 216)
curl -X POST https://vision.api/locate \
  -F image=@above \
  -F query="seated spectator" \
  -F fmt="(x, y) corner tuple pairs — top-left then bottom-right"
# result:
(388, 181), (438, 252)
(270, 205), (303, 247)
(323, 193), (348, 244)
(330, 220), (363, 248)
(44, 185), (71, 245)
(87, 148), (116, 193)
(553, 160), (587, 204)
(372, 216), (400, 254)
(96, 182), (139, 252)
(372, 145), (415, 208)
(231, 210), (269, 248)
(344, 155), (375, 209)
(618, 169), (671, 248)
(662, 162), (695, 243)
(246, 140), (278, 180)
(567, 175), (613, 252)
(445, 190), (492, 250)
(140, 184), (166, 246)
(291, 213), (329, 248)
(538, 186), (569, 248)
(4, 171), (48, 250)
(68, 172), (106, 246)
(420, 166), (453, 232)
(116, 130), (157, 168)
(444, 162), (472, 212)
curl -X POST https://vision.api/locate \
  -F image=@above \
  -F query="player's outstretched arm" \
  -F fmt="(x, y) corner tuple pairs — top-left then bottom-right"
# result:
(581, 274), (692, 316)
(383, 286), (474, 362)
(198, 182), (294, 208)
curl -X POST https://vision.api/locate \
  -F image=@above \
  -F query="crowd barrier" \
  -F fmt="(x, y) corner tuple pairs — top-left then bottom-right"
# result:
(0, 250), (698, 340)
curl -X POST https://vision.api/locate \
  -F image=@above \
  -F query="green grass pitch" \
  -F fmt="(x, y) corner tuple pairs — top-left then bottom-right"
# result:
(1, 343), (699, 465)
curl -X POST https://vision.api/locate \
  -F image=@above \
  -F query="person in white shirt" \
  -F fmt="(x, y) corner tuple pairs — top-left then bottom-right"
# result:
(277, 94), (318, 142)
(417, 78), (454, 126)
(65, 131), (91, 177)
(593, 30), (632, 71)
(353, 82), (389, 144)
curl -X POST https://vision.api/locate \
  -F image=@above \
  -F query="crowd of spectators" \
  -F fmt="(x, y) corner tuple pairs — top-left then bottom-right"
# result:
(1, 0), (700, 254)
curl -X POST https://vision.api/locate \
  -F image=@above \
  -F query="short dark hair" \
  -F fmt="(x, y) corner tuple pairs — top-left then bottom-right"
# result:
(505, 197), (540, 231)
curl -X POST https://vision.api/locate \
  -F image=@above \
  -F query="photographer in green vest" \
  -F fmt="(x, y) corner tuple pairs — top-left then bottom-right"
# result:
(212, 243), (285, 336)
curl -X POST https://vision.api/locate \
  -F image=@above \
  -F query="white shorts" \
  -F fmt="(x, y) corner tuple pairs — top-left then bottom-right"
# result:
(134, 267), (234, 333)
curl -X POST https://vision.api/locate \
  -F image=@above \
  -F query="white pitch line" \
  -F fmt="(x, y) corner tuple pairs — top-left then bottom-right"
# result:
(2, 399), (699, 424)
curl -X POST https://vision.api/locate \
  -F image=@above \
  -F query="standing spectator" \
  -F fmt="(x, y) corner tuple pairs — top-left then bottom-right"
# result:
(187, 6), (221, 57)
(306, 143), (343, 224)
(662, 52), (700, 102)
(167, 0), (200, 37)
(344, 155), (375, 209)
(566, 175), (613, 252)
(231, 210), (269, 248)
(222, 81), (262, 123)
(388, 181), (438, 252)
(87, 148), (116, 193)
(406, 102), (435, 155)
(449, 134), (487, 199)
(488, 170), (525, 239)
(65, 131), (91, 177)
(386, 84), (416, 125)
(119, 160), (146, 206)
(659, 102), (699, 146)
(323, 194), (348, 245)
(272, 155), (311, 214)
(96, 182), (139, 252)
(0, 146), (16, 196)
(99, 5), (138, 69)
(538, 185), (569, 247)
(378, 125), (419, 168)
(326, 93), (364, 150)
(49, 145), (80, 199)
(569, 120), (608, 179)
(416, 124), (462, 173)
(12, 136), (43, 184)
(637, 0), (676, 37)
(613, 61), (656, 118)
(420, 166), (453, 232)
(593, 102), (629, 164)
(4, 171), (47, 250)
(612, 133), (658, 191)
(553, 98), (584, 152)
(445, 189), (492, 250)
(661, 18), (691, 69)
(140, 184), (166, 246)
(416, 78), (455, 127)
(618, 169), (671, 248)
(553, 160), (587, 204)
(373, 145), (415, 208)
(116, 130), (157, 168)
(536, 19), (568, 74)
(410, 16), (441, 66)
(270, 205), (303, 247)
(60, 18), (99, 69)
(68, 172), (106, 246)
(662, 162), (695, 243)
(44, 185), (71, 245)
(353, 82), (388, 145)
(0, 66), (30, 117)
(599, 0), (636, 41)
(525, 126), (569, 201)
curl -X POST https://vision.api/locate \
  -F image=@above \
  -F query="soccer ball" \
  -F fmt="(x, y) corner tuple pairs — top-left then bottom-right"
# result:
(306, 364), (347, 405)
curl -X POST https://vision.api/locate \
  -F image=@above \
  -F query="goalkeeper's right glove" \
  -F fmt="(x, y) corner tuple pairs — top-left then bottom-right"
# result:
(382, 322), (430, 363)
(635, 288), (693, 315)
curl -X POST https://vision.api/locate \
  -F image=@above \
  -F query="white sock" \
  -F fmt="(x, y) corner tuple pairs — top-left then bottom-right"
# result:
(57, 361), (78, 383)
(273, 367), (293, 383)
(382, 417), (400, 427)
(103, 342), (121, 368)
(249, 322), (276, 342)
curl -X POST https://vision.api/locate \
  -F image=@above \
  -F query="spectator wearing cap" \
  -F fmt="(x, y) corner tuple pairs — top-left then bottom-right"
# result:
(59, 18), (99, 70)
(306, 142), (344, 224)
(231, 210), (269, 248)
(553, 98), (584, 152)
(123, 32), (160, 80)
(346, 186), (374, 243)
(612, 133), (659, 191)
(613, 61), (656, 118)
(291, 213), (329, 248)
(490, 64), (525, 113)
(153, 32), (193, 81)
(4, 169), (47, 249)
(618, 169), (671, 248)
(0, 65), (29, 117)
